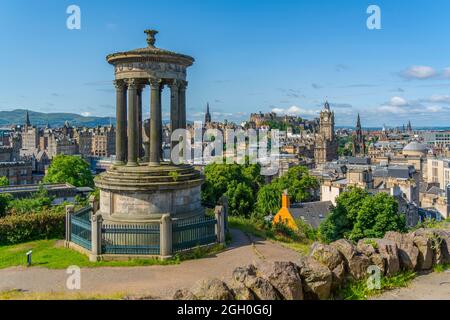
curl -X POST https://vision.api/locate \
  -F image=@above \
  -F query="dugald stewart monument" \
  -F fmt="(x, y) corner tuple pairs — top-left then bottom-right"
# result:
(96, 29), (203, 224)
(66, 29), (222, 261)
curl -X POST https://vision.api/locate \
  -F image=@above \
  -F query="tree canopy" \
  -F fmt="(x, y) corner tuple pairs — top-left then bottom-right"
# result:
(201, 162), (263, 217)
(254, 166), (318, 218)
(43, 155), (94, 188)
(318, 187), (406, 243)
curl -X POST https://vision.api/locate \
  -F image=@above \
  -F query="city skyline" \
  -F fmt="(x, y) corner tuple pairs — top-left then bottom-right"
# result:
(1, 0), (450, 126)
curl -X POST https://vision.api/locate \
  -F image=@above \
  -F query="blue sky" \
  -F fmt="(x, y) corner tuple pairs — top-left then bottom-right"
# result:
(0, 0), (450, 127)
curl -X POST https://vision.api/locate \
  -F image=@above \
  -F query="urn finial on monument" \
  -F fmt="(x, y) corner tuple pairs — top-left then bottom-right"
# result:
(144, 29), (158, 47)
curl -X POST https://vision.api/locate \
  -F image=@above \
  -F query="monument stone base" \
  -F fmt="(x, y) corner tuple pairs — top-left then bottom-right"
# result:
(94, 162), (204, 225)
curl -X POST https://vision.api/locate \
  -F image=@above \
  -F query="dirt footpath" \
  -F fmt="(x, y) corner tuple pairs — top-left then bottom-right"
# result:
(0, 229), (300, 299)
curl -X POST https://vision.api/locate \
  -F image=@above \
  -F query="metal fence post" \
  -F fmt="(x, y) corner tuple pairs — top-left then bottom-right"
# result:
(215, 206), (226, 244)
(65, 205), (75, 248)
(89, 213), (103, 262)
(160, 214), (173, 259)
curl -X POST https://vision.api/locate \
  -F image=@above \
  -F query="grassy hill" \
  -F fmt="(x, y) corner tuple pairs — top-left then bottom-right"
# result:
(0, 109), (115, 128)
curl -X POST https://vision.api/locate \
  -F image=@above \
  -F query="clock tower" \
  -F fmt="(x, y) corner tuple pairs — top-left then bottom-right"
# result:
(314, 101), (338, 165)
(319, 101), (335, 141)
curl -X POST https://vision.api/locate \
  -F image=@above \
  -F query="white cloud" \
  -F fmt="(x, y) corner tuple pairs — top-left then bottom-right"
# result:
(81, 112), (91, 117)
(271, 105), (319, 117)
(389, 96), (408, 106)
(428, 94), (450, 104)
(377, 95), (450, 115)
(400, 65), (437, 80)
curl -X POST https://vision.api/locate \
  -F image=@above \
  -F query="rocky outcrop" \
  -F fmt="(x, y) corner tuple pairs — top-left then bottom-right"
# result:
(411, 229), (436, 270)
(432, 229), (450, 264)
(228, 282), (255, 300)
(384, 231), (419, 271)
(357, 239), (400, 276)
(297, 256), (332, 300)
(173, 288), (197, 300)
(257, 261), (304, 300)
(331, 239), (370, 280)
(310, 242), (345, 289)
(232, 265), (280, 300)
(191, 278), (234, 300)
(173, 226), (450, 300)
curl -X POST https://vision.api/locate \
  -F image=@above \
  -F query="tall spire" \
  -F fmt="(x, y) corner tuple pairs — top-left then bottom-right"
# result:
(205, 102), (211, 124)
(356, 113), (361, 129)
(324, 100), (330, 111)
(407, 120), (412, 132)
(25, 110), (31, 127)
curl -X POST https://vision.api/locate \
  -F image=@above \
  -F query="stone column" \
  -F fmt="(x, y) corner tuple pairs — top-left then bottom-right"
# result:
(178, 81), (187, 129)
(126, 79), (138, 166)
(136, 85), (144, 159)
(149, 78), (162, 166)
(169, 80), (180, 153)
(65, 205), (75, 248)
(160, 214), (173, 259)
(89, 214), (103, 262)
(114, 80), (127, 165)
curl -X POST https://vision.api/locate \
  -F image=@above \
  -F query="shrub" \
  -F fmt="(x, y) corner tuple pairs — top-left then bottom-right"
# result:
(0, 194), (13, 218)
(0, 211), (65, 245)
(295, 218), (318, 241)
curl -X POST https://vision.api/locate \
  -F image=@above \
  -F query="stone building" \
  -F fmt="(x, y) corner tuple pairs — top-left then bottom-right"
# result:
(47, 133), (78, 158)
(314, 101), (338, 165)
(91, 125), (115, 157)
(20, 111), (39, 157)
(73, 128), (93, 156)
(0, 161), (33, 185)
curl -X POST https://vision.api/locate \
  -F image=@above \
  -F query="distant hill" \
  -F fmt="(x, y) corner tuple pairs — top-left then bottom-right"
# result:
(0, 109), (116, 128)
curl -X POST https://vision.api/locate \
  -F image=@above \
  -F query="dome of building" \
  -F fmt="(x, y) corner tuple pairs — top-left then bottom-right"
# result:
(402, 141), (428, 156)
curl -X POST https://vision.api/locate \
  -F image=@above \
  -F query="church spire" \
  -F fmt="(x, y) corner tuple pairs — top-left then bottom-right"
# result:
(356, 113), (361, 129)
(25, 110), (31, 127)
(205, 102), (211, 124)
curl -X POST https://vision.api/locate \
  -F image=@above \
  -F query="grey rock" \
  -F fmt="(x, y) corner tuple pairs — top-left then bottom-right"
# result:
(410, 229), (434, 270)
(191, 278), (234, 300)
(297, 256), (332, 300)
(228, 281), (255, 300)
(257, 261), (303, 300)
(173, 288), (197, 300)
(384, 231), (419, 271)
(232, 265), (280, 300)
(331, 239), (370, 280)
(310, 242), (345, 289)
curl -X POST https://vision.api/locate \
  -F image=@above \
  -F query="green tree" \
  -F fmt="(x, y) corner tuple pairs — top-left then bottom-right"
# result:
(0, 177), (9, 186)
(349, 192), (406, 241)
(201, 162), (263, 217)
(254, 182), (284, 218)
(43, 155), (94, 187)
(278, 166), (319, 203)
(318, 187), (407, 243)
(254, 166), (318, 218)
(225, 181), (254, 217)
